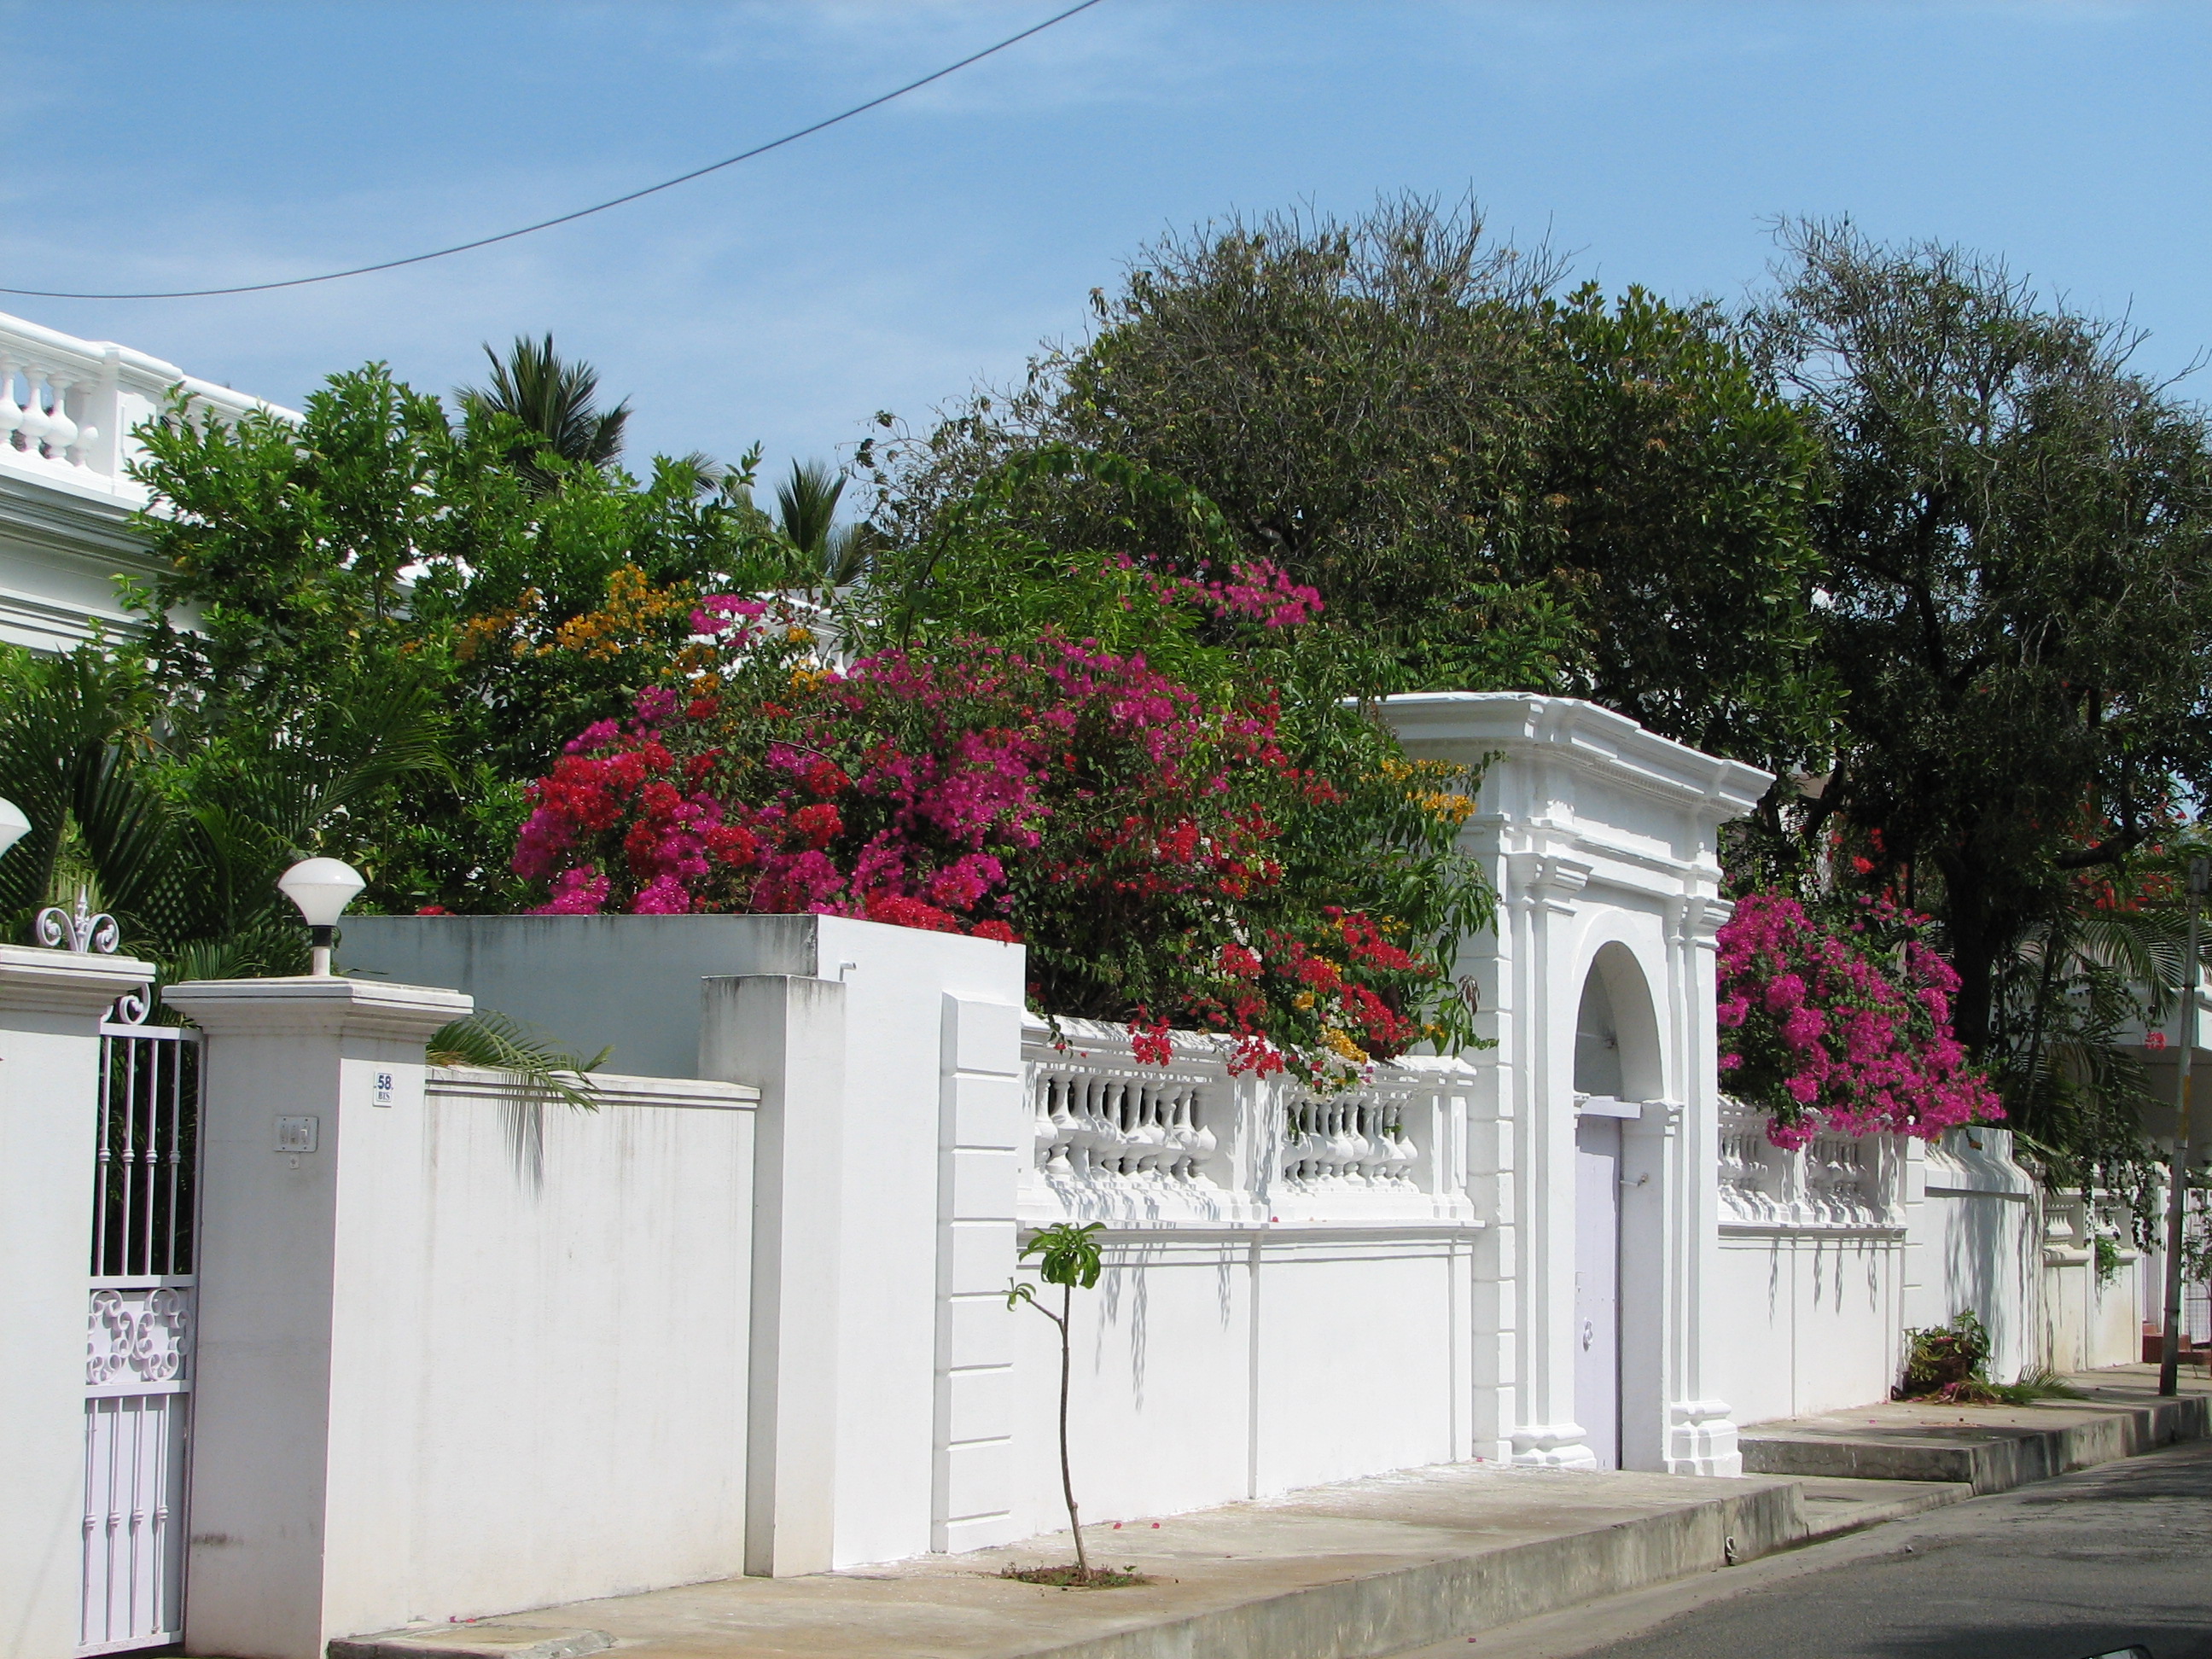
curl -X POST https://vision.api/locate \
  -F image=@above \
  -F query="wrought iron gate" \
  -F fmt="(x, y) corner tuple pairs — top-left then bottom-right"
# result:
(79, 1008), (201, 1656)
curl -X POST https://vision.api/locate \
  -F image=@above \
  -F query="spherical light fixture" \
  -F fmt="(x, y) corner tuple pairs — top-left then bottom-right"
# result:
(278, 857), (365, 977)
(0, 795), (29, 860)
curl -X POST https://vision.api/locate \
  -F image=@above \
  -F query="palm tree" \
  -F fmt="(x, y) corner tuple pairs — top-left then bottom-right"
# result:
(0, 645), (448, 982)
(457, 335), (631, 489)
(774, 458), (877, 589)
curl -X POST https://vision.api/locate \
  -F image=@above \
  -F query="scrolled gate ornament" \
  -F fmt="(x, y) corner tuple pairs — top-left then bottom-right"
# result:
(35, 887), (119, 955)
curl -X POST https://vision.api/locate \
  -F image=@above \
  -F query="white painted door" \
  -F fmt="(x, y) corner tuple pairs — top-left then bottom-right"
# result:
(80, 1017), (200, 1655)
(1574, 1115), (1621, 1469)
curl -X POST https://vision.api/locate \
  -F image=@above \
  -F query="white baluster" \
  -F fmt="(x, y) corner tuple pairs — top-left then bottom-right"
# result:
(1045, 1075), (1076, 1174)
(41, 370), (80, 463)
(1185, 1088), (1219, 1181)
(1382, 1108), (1417, 1185)
(1325, 1101), (1360, 1183)
(1348, 1101), (1385, 1184)
(1067, 1078), (1104, 1177)
(14, 363), (55, 453)
(0, 356), (23, 450)
(1126, 1082), (1168, 1176)
(1158, 1086), (1191, 1179)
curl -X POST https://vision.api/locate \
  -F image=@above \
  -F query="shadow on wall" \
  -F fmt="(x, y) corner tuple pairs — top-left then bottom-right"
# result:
(1936, 1177), (2035, 1382)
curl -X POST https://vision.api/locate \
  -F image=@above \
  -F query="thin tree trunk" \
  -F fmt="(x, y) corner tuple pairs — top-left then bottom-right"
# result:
(1057, 1284), (1089, 1577)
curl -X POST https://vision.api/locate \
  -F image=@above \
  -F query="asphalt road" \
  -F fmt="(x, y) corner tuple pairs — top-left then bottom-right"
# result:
(1404, 1440), (2212, 1659)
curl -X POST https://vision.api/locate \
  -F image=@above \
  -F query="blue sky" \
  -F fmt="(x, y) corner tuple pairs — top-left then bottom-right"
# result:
(3, 3), (2209, 498)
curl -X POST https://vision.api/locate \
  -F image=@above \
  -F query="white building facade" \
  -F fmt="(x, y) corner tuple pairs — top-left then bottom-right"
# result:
(0, 310), (288, 653)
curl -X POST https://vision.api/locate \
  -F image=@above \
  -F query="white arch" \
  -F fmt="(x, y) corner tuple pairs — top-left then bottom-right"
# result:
(1569, 918), (1669, 1106)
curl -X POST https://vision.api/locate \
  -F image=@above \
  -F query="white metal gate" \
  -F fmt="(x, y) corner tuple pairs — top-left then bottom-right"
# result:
(79, 1010), (201, 1656)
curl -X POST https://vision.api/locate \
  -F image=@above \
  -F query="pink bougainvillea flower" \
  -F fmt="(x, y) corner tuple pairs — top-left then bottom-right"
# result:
(1716, 892), (2000, 1144)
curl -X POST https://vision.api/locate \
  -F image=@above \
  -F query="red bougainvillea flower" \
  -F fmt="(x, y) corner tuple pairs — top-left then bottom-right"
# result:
(509, 614), (1483, 1086)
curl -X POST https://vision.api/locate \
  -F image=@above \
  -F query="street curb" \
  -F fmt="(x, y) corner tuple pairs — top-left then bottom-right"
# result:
(921, 1481), (1801, 1659)
(328, 1627), (613, 1659)
(1792, 1477), (1976, 1543)
(1740, 1390), (2210, 1494)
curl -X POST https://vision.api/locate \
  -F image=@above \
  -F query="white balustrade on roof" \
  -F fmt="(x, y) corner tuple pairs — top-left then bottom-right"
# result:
(0, 309), (294, 507)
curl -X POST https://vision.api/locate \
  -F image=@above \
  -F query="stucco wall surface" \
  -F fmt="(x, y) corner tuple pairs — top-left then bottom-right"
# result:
(1712, 1234), (1902, 1426)
(1004, 1231), (1474, 1536)
(364, 1068), (758, 1621)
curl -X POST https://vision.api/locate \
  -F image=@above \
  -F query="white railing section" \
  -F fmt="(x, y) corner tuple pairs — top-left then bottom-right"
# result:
(1, 310), (292, 504)
(1716, 1096), (1901, 1231)
(1020, 1017), (1476, 1228)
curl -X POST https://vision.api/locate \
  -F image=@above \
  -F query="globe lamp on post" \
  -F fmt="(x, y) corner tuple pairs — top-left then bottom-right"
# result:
(278, 858), (365, 977)
(0, 795), (29, 860)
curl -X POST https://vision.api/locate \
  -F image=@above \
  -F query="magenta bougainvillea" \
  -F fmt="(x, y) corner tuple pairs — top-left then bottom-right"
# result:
(509, 595), (1491, 1084)
(1716, 893), (2001, 1146)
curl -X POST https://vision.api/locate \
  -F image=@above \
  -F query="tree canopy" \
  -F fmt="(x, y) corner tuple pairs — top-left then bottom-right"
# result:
(10, 202), (2212, 1193)
(864, 195), (1834, 773)
(1743, 220), (2212, 1187)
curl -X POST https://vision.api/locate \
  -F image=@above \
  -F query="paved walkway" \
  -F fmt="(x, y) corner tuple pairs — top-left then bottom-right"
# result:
(332, 1469), (1939, 1659)
(333, 1366), (2208, 1659)
(1741, 1362), (2211, 1492)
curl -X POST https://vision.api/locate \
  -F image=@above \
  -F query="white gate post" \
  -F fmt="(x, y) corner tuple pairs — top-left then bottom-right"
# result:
(0, 944), (155, 1659)
(162, 976), (469, 1659)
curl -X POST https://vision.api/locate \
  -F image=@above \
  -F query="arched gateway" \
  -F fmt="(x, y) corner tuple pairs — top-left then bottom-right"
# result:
(1382, 692), (1771, 1474)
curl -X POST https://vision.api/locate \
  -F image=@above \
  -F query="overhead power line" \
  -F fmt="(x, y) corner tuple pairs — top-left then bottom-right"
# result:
(1, 0), (1108, 302)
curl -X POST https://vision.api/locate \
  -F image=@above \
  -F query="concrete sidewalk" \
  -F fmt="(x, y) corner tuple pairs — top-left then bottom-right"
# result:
(330, 1464), (1951, 1659)
(1740, 1362), (2212, 1493)
(331, 1367), (2206, 1659)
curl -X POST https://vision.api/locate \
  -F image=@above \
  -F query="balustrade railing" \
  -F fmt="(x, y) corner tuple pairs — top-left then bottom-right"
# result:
(0, 310), (288, 504)
(1020, 1018), (1476, 1227)
(1717, 1097), (1900, 1230)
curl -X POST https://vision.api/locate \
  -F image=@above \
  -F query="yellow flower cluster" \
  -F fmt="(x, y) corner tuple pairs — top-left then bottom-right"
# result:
(550, 565), (694, 661)
(1379, 756), (1477, 827)
(453, 587), (542, 664)
(1320, 1027), (1370, 1064)
(453, 566), (696, 667)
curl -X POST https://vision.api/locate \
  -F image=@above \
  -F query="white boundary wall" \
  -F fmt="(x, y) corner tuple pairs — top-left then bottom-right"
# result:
(1710, 1100), (1908, 1425)
(1010, 1019), (1482, 1529)
(1712, 1107), (2143, 1426)
(161, 977), (760, 1658)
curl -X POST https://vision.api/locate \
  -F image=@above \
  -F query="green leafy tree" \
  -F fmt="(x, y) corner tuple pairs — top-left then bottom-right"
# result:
(771, 458), (876, 589)
(125, 362), (800, 913)
(863, 195), (1831, 772)
(0, 643), (444, 981)
(457, 333), (630, 491)
(1747, 222), (2212, 1153)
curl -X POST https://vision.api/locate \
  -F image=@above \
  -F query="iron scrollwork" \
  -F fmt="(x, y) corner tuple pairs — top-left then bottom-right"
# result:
(36, 888), (119, 954)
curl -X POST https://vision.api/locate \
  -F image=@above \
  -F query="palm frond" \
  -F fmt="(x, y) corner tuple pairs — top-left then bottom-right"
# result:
(457, 334), (630, 485)
(775, 458), (847, 556)
(424, 1010), (608, 1113)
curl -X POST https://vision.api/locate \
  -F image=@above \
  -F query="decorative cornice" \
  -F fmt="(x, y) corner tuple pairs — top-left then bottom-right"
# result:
(164, 975), (471, 1042)
(0, 943), (155, 1015)
(1379, 692), (1773, 825)
(1667, 893), (1733, 949)
(1505, 849), (1594, 904)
